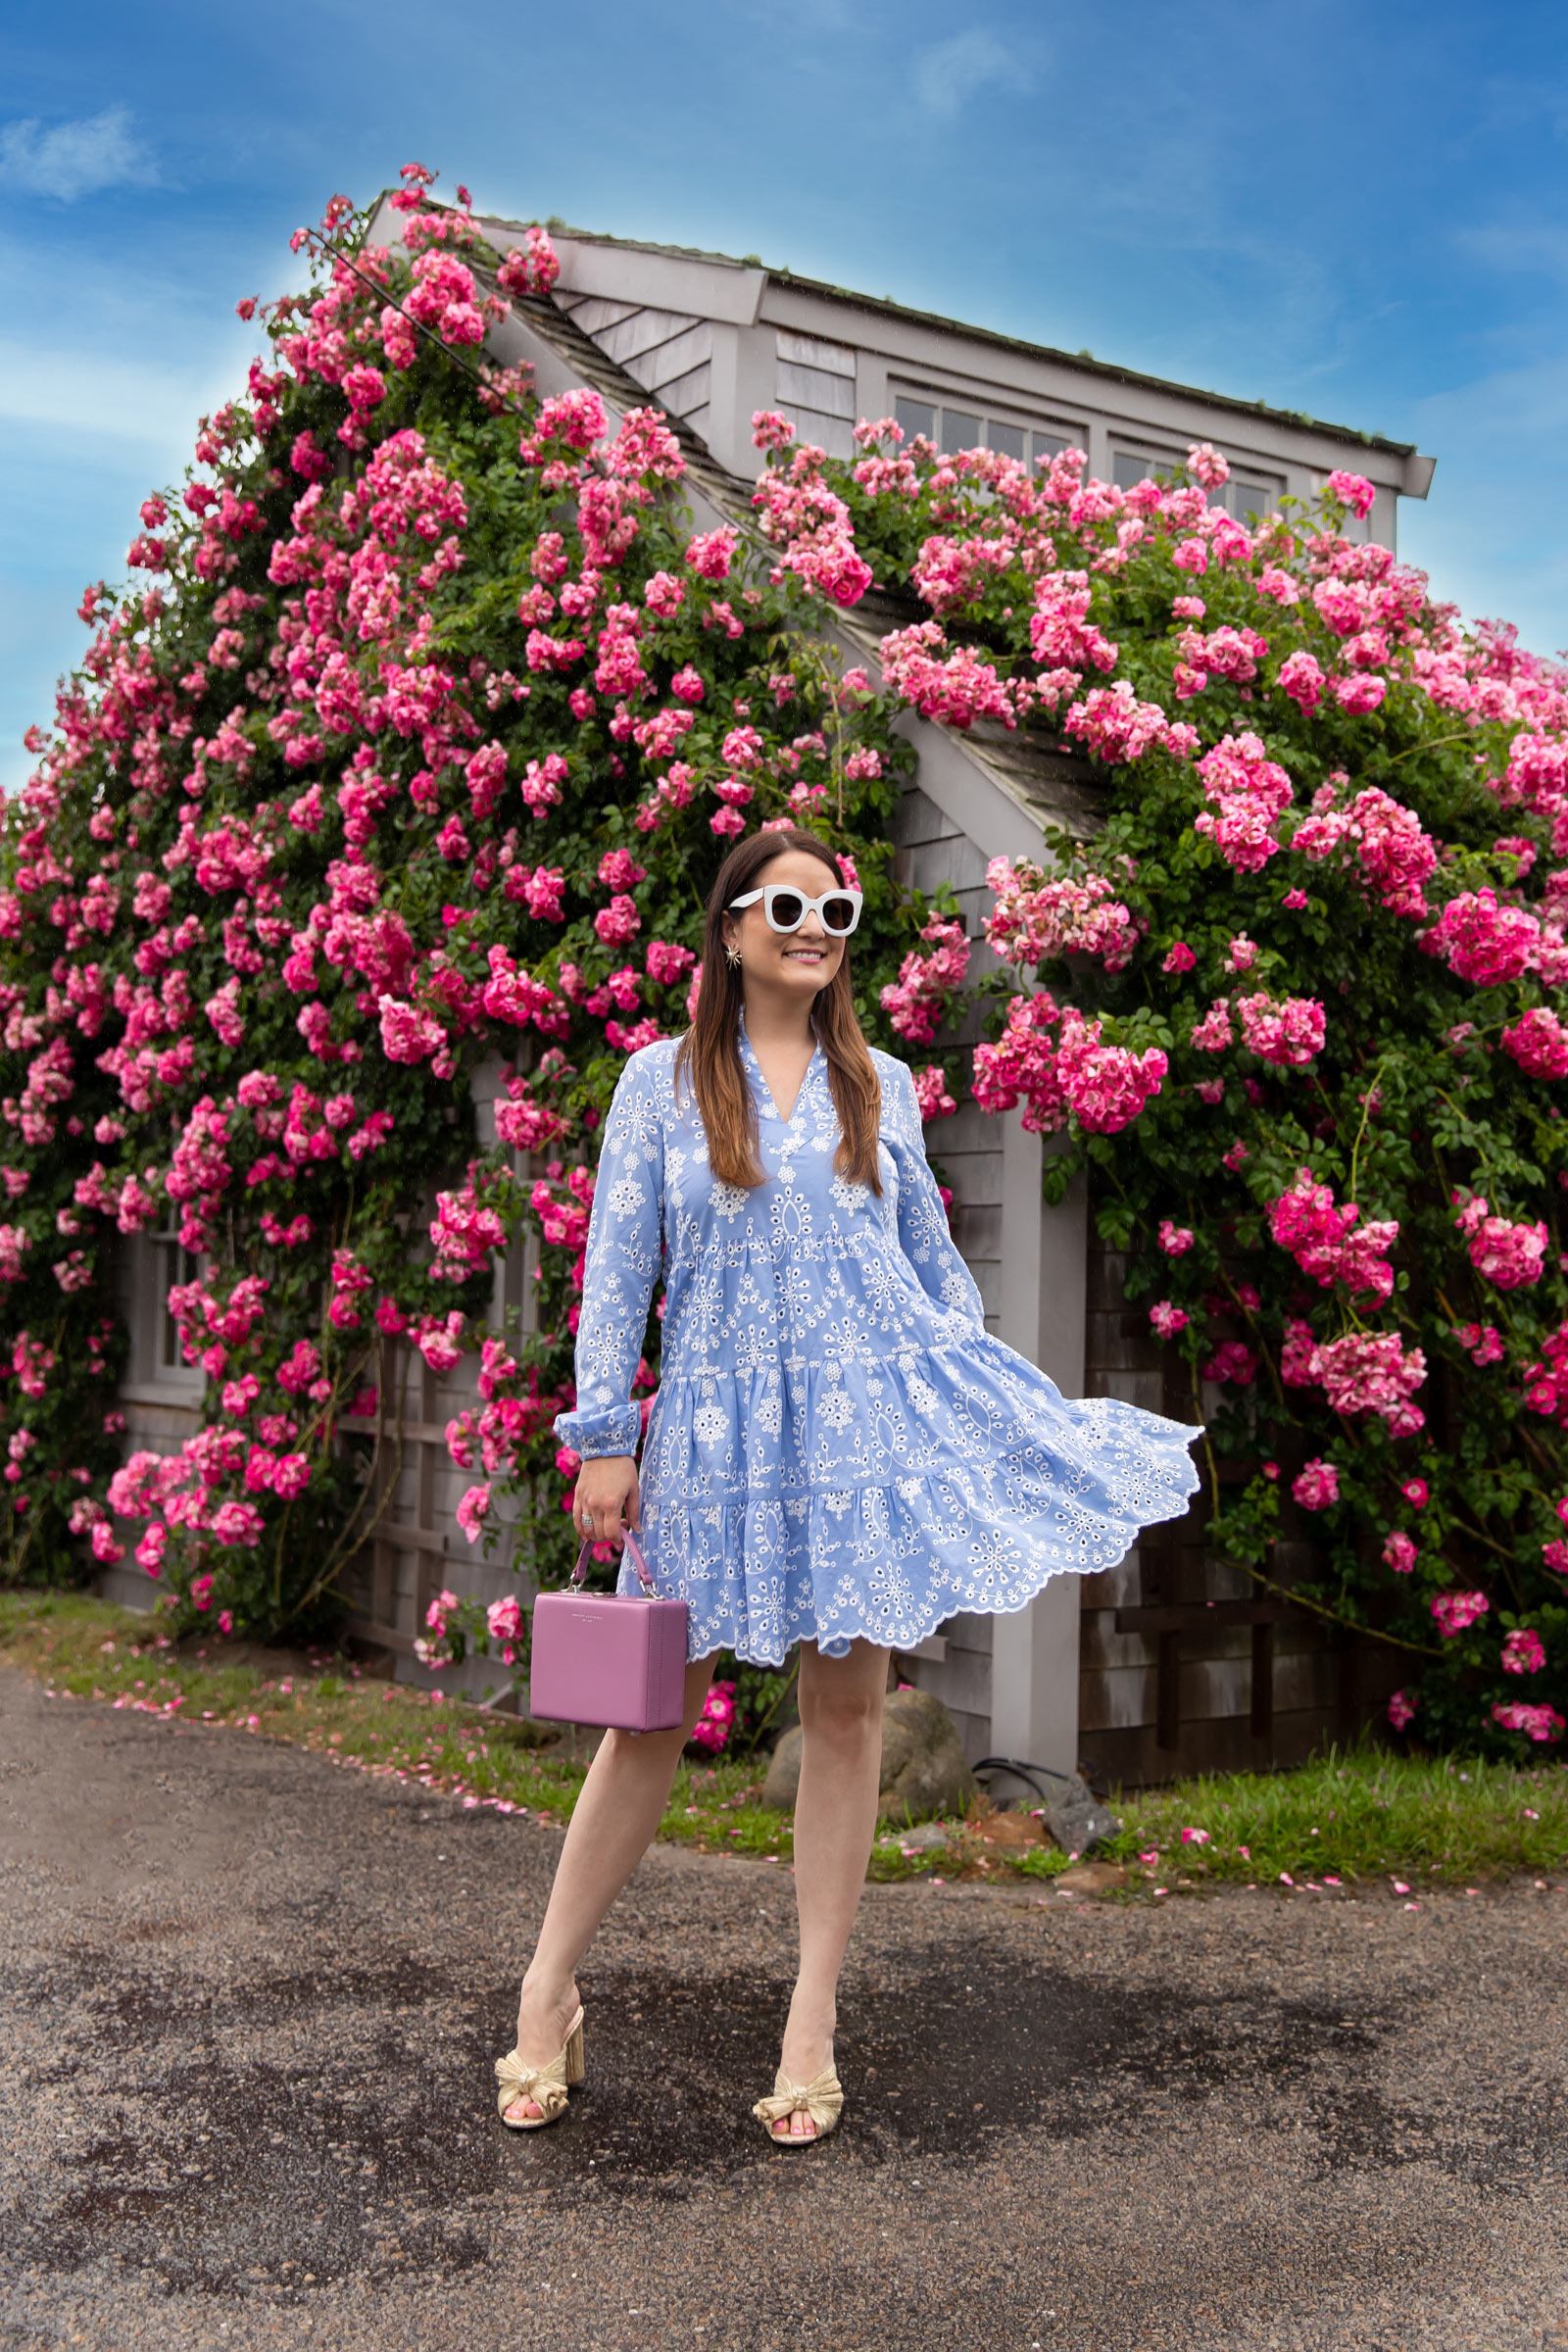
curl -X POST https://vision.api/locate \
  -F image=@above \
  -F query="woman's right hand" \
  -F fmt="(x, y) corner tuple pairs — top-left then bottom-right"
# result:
(572, 1454), (641, 1547)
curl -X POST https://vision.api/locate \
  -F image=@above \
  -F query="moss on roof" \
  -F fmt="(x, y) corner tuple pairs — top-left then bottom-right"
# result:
(469, 210), (1415, 461)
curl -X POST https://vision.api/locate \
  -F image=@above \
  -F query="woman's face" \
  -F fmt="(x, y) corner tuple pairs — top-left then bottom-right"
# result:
(719, 850), (848, 1006)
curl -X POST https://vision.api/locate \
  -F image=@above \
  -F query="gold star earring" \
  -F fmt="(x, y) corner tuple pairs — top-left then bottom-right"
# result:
(725, 943), (742, 968)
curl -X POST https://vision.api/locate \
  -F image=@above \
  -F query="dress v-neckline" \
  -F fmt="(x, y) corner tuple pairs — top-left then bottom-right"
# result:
(739, 1012), (821, 1127)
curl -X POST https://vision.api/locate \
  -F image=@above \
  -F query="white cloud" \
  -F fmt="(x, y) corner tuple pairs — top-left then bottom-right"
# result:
(913, 29), (1016, 121)
(1412, 349), (1568, 463)
(0, 338), (196, 443)
(1397, 351), (1568, 656)
(0, 106), (155, 201)
(1452, 221), (1568, 291)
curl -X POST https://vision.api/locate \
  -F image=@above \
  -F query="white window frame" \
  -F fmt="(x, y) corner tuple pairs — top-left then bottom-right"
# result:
(892, 387), (1087, 469)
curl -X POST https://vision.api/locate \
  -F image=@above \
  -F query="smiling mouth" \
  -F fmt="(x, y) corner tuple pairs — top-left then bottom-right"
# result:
(783, 948), (826, 962)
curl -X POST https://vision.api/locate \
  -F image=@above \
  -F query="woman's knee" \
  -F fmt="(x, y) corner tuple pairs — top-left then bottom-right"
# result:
(797, 1668), (886, 1746)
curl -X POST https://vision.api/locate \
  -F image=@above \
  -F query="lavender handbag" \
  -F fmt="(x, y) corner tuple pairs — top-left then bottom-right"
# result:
(528, 1530), (689, 1733)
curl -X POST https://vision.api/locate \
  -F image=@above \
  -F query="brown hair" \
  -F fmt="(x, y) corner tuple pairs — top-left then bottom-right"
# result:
(672, 827), (883, 1193)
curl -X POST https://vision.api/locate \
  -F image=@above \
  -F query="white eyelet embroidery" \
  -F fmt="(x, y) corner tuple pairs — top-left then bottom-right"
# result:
(555, 1025), (1201, 1663)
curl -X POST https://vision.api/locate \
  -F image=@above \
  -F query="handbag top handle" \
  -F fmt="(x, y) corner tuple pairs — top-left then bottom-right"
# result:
(570, 1527), (657, 1593)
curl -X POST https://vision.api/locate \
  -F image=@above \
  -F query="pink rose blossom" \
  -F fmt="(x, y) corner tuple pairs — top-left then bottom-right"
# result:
(210, 1499), (266, 1548)
(983, 858), (1140, 972)
(1293, 1459), (1340, 1511)
(457, 1482), (492, 1544)
(1194, 733), (1294, 871)
(1190, 1000), (1234, 1053)
(912, 1064), (956, 1120)
(1491, 1700), (1564, 1742)
(1268, 1167), (1397, 1305)
(1235, 992), (1326, 1066)
(485, 1594), (523, 1647)
(1310, 1330), (1427, 1433)
(1326, 469), (1376, 518)
(1502, 1006), (1568, 1079)
(1431, 1590), (1490, 1639)
(1453, 1194), (1548, 1290)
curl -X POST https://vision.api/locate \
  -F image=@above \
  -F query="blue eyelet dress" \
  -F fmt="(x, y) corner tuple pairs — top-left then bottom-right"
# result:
(553, 1011), (1201, 1664)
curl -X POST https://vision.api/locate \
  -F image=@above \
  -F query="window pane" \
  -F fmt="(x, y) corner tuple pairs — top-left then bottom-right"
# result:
(1114, 448), (1181, 489)
(161, 1242), (198, 1371)
(941, 409), (981, 454)
(986, 419), (1025, 461)
(896, 397), (936, 444)
(1229, 477), (1276, 524)
(1031, 430), (1069, 466)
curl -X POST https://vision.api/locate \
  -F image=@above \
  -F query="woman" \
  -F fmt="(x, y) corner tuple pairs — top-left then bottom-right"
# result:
(496, 826), (1200, 2144)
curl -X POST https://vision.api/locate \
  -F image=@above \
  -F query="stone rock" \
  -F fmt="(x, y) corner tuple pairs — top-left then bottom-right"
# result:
(762, 1687), (977, 1820)
(1055, 1861), (1129, 1897)
(1044, 1772), (1121, 1857)
(878, 1819), (952, 1853)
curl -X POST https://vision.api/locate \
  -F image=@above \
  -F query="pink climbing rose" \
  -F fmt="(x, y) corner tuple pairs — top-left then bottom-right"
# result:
(1491, 1701), (1564, 1742)
(1431, 1591), (1490, 1638)
(1292, 1459), (1339, 1511)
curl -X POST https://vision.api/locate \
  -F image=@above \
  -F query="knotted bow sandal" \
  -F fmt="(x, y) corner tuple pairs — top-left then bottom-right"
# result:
(753, 2061), (845, 2146)
(495, 2002), (585, 2131)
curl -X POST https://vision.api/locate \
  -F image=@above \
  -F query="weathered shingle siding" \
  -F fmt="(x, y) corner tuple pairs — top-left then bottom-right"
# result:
(891, 784), (1011, 1334)
(1076, 1233), (1405, 1786)
(886, 784), (1012, 1748)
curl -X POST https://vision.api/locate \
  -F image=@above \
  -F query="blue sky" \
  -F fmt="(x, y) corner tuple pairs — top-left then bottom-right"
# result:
(4, 0), (1566, 791)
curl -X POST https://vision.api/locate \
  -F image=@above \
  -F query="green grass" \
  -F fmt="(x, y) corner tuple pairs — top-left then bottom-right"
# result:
(4, 1592), (1565, 1893)
(1102, 1745), (1568, 1893)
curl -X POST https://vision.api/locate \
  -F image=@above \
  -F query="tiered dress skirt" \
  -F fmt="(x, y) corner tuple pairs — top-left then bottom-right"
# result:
(554, 1022), (1201, 1665)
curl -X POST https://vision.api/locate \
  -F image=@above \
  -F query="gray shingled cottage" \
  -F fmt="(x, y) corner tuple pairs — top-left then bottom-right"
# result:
(105, 207), (1436, 1784)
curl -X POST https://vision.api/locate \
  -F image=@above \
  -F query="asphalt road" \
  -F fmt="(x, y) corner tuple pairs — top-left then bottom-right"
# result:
(3, 1668), (1567, 2352)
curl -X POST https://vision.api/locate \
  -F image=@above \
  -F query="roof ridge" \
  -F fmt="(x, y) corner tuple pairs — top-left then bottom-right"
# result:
(466, 208), (1416, 460)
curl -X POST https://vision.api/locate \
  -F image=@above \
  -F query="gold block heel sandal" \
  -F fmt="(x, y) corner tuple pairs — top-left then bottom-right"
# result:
(495, 2003), (585, 2131)
(753, 2061), (844, 2147)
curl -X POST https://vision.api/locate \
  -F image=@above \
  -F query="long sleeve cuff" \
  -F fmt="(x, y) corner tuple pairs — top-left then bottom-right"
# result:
(553, 1396), (643, 1459)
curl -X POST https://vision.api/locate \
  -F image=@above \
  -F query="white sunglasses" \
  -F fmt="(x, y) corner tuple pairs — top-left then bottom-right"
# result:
(726, 884), (862, 936)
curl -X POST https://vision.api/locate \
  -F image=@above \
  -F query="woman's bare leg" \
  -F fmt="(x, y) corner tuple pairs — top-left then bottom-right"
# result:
(506, 1655), (715, 2120)
(774, 1638), (889, 2139)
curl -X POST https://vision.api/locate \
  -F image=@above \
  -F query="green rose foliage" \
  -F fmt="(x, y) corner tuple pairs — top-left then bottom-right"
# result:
(802, 415), (1568, 1753)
